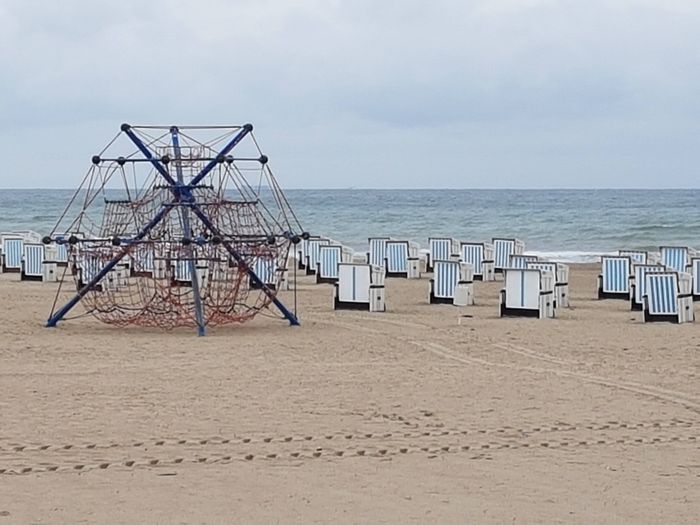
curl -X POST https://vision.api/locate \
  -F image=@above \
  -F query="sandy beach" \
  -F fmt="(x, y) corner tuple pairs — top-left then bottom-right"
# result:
(0, 263), (698, 523)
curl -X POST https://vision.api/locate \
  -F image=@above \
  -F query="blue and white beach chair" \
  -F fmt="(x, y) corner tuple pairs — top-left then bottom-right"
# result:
(385, 240), (420, 278)
(598, 255), (631, 299)
(1, 236), (23, 273)
(492, 237), (525, 275)
(368, 237), (392, 269)
(460, 242), (495, 281)
(526, 261), (569, 309)
(499, 268), (555, 319)
(76, 251), (105, 292)
(429, 260), (474, 305)
(618, 250), (648, 265)
(427, 237), (458, 272)
(509, 254), (538, 269)
(250, 256), (277, 290)
(689, 257), (700, 301)
(643, 271), (694, 323)
(317, 244), (343, 284)
(21, 243), (45, 282)
(334, 262), (385, 312)
(629, 264), (666, 310)
(304, 238), (330, 276)
(660, 246), (691, 274)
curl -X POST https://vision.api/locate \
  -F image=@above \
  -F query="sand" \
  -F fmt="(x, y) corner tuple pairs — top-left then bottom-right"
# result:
(0, 264), (698, 524)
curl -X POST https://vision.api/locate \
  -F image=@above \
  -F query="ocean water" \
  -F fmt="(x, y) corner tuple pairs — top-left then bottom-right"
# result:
(1, 189), (698, 262)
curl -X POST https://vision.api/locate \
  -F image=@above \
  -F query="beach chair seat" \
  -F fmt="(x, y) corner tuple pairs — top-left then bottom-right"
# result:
(499, 268), (555, 318)
(509, 254), (538, 269)
(368, 237), (392, 269)
(427, 237), (458, 272)
(643, 271), (694, 323)
(334, 263), (385, 312)
(1, 235), (23, 273)
(385, 240), (420, 278)
(526, 261), (569, 309)
(660, 246), (691, 274)
(492, 237), (525, 275)
(317, 244), (343, 284)
(629, 264), (667, 310)
(619, 250), (648, 265)
(598, 255), (631, 299)
(460, 242), (495, 281)
(429, 260), (474, 305)
(21, 243), (45, 282)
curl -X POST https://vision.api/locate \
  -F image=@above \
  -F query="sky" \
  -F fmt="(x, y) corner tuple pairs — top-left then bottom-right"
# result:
(0, 0), (699, 189)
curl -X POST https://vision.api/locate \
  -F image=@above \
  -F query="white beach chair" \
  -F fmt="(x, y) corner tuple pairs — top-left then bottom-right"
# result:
(460, 242), (495, 281)
(21, 243), (45, 282)
(499, 268), (555, 319)
(317, 244), (343, 284)
(492, 237), (525, 275)
(427, 237), (458, 272)
(618, 250), (648, 265)
(643, 272), (694, 324)
(385, 240), (420, 278)
(334, 262), (385, 312)
(1, 235), (23, 273)
(509, 254), (538, 269)
(598, 255), (631, 299)
(368, 237), (392, 269)
(660, 246), (691, 274)
(689, 257), (700, 301)
(629, 264), (666, 311)
(429, 260), (474, 305)
(526, 261), (569, 309)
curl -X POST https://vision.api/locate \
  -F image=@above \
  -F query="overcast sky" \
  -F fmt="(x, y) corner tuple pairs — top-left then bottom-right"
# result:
(1, 0), (698, 189)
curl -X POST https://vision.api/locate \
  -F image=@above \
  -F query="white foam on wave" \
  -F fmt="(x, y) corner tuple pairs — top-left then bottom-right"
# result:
(525, 251), (616, 263)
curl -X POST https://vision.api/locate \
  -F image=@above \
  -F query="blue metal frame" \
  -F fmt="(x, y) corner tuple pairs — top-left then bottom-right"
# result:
(46, 123), (300, 331)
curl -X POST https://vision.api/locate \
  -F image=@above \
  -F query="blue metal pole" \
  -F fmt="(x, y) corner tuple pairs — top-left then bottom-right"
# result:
(121, 124), (178, 187)
(171, 126), (206, 336)
(46, 205), (174, 327)
(188, 124), (253, 188)
(188, 205), (300, 326)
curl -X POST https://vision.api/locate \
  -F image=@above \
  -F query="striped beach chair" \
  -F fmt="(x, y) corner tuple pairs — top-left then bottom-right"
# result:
(316, 244), (342, 284)
(304, 238), (330, 276)
(499, 268), (555, 319)
(598, 256), (631, 299)
(385, 240), (420, 278)
(643, 271), (694, 323)
(660, 246), (690, 274)
(460, 242), (495, 281)
(492, 237), (524, 275)
(21, 243), (45, 281)
(689, 257), (700, 301)
(76, 251), (104, 292)
(509, 254), (538, 269)
(250, 256), (277, 290)
(429, 260), (474, 305)
(619, 250), (648, 265)
(629, 264), (666, 310)
(1, 236), (23, 273)
(368, 237), (391, 268)
(527, 261), (569, 309)
(334, 263), (385, 312)
(427, 237), (457, 272)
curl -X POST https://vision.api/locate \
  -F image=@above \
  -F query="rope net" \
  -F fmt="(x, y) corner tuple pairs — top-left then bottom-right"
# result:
(48, 125), (304, 330)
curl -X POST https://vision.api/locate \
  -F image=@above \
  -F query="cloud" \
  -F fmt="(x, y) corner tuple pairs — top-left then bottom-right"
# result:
(1, 0), (699, 187)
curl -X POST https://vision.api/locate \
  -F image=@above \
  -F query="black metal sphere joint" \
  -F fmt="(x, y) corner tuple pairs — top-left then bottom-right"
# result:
(111, 236), (121, 246)
(91, 155), (101, 165)
(259, 155), (268, 165)
(161, 155), (170, 165)
(68, 235), (79, 245)
(120, 123), (131, 132)
(291, 235), (301, 245)
(244, 123), (253, 132)
(117, 156), (126, 166)
(267, 235), (276, 245)
(181, 237), (192, 246)
(225, 155), (234, 164)
(301, 232), (311, 240)
(169, 126), (178, 133)
(211, 236), (222, 245)
(42, 236), (52, 245)
(216, 154), (225, 164)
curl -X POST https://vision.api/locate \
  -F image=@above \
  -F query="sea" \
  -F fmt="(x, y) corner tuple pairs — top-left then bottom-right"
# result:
(1, 189), (698, 262)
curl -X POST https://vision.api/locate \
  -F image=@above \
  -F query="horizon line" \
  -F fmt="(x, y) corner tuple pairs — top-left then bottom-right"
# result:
(1, 186), (700, 192)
